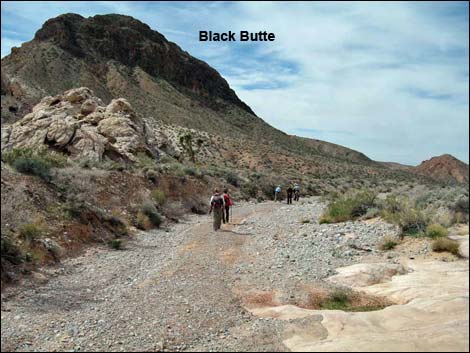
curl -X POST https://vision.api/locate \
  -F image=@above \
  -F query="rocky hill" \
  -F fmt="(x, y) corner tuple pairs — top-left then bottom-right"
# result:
(1, 13), (375, 167)
(413, 154), (469, 184)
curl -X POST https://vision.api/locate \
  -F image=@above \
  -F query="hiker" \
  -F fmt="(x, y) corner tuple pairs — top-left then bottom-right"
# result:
(274, 185), (281, 201)
(287, 185), (293, 204)
(222, 188), (233, 224)
(293, 183), (300, 201)
(209, 189), (225, 231)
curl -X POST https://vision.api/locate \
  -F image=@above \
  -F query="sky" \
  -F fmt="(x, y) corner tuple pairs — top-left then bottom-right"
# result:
(1, 1), (469, 165)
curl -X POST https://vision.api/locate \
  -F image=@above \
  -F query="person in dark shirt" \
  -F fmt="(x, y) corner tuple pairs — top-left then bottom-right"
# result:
(287, 185), (293, 204)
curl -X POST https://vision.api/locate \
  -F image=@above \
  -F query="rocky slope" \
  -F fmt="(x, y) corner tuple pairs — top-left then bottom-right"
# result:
(414, 154), (469, 184)
(1, 13), (374, 166)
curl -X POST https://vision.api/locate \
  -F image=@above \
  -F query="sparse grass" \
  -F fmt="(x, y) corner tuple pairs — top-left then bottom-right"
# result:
(431, 238), (460, 256)
(301, 218), (310, 224)
(319, 289), (350, 310)
(18, 221), (46, 242)
(379, 236), (399, 251)
(425, 223), (448, 238)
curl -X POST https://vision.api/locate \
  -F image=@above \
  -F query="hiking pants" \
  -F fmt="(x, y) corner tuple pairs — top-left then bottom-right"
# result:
(294, 191), (300, 201)
(287, 194), (292, 204)
(213, 208), (223, 231)
(222, 206), (230, 224)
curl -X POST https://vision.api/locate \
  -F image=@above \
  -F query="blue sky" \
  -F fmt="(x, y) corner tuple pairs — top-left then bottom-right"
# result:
(1, 1), (469, 165)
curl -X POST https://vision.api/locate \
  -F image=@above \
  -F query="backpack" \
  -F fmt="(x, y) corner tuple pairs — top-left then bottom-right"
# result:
(212, 194), (224, 209)
(223, 193), (232, 207)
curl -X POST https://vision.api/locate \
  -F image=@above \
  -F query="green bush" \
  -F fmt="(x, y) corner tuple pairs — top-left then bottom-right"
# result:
(425, 223), (448, 238)
(241, 182), (257, 199)
(108, 239), (123, 250)
(432, 238), (460, 255)
(12, 158), (52, 181)
(136, 152), (156, 169)
(2, 147), (67, 168)
(320, 191), (377, 223)
(151, 188), (166, 206)
(141, 202), (163, 228)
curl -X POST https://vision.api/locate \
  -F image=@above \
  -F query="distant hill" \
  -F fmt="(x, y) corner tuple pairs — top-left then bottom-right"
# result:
(413, 154), (469, 184)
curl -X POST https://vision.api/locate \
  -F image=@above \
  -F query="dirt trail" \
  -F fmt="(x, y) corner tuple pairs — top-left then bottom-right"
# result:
(1, 200), (469, 352)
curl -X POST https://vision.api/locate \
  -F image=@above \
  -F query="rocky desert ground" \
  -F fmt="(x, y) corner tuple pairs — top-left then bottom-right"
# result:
(1, 198), (468, 352)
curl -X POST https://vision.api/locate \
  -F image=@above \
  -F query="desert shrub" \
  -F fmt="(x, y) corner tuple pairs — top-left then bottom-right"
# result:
(425, 223), (448, 238)
(320, 191), (377, 223)
(226, 172), (240, 187)
(136, 152), (156, 169)
(151, 188), (166, 206)
(108, 239), (123, 250)
(260, 182), (275, 200)
(142, 168), (158, 183)
(136, 212), (152, 230)
(431, 238), (460, 256)
(363, 207), (380, 220)
(379, 236), (399, 251)
(103, 215), (128, 236)
(2, 147), (67, 168)
(159, 154), (176, 164)
(183, 196), (207, 215)
(18, 222), (45, 242)
(452, 197), (469, 214)
(397, 208), (429, 236)
(241, 182), (257, 199)
(1, 234), (24, 265)
(380, 194), (403, 215)
(301, 218), (310, 224)
(141, 202), (163, 228)
(11, 158), (52, 181)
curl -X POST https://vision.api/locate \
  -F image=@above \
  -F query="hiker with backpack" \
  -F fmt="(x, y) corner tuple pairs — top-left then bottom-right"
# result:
(293, 183), (300, 201)
(209, 189), (225, 231)
(222, 188), (233, 224)
(274, 185), (281, 201)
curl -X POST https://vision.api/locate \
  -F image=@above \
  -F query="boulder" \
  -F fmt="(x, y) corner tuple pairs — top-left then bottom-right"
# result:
(327, 263), (408, 287)
(1, 87), (158, 163)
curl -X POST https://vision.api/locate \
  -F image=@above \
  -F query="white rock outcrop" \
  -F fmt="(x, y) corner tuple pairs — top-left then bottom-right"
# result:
(1, 87), (158, 163)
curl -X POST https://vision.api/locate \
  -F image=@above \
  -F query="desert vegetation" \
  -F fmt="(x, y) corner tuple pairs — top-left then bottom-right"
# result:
(319, 184), (468, 239)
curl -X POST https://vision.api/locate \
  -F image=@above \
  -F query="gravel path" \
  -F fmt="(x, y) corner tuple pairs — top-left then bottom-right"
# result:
(1, 198), (401, 352)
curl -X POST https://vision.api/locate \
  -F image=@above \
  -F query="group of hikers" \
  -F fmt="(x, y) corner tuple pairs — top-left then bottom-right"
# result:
(209, 183), (301, 231)
(208, 188), (233, 231)
(275, 183), (300, 204)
